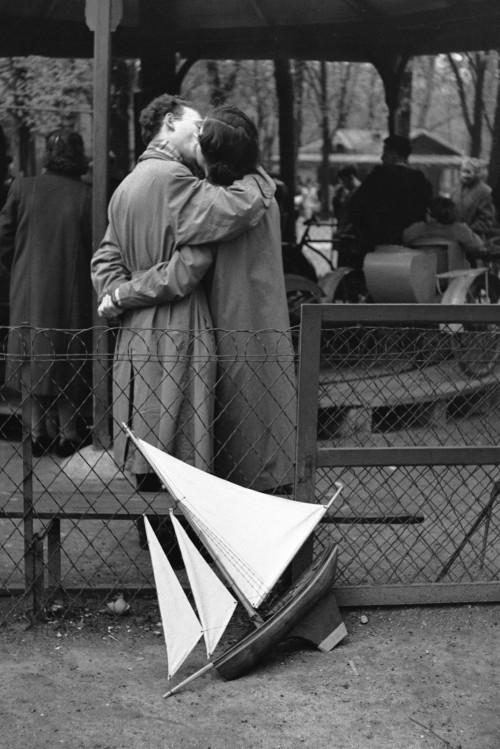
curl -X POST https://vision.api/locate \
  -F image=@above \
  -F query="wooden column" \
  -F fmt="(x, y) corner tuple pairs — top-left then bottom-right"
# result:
(274, 59), (297, 244)
(372, 54), (411, 137)
(134, 48), (178, 158)
(86, 0), (122, 448)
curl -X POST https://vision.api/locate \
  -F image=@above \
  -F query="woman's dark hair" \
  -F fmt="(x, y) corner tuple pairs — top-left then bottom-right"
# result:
(428, 196), (457, 225)
(44, 129), (89, 177)
(139, 94), (190, 146)
(198, 106), (259, 186)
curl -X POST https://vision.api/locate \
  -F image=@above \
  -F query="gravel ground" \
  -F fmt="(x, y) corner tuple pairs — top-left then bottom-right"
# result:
(1, 600), (499, 749)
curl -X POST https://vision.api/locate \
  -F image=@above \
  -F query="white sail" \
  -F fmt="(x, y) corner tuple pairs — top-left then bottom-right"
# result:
(171, 513), (238, 657)
(134, 437), (327, 608)
(144, 516), (202, 679)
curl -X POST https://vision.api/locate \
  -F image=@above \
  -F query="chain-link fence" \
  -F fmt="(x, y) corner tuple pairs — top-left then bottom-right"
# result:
(296, 304), (500, 606)
(1, 308), (500, 623)
(0, 324), (297, 623)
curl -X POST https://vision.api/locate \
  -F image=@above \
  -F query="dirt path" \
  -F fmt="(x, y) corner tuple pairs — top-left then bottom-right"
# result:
(1, 602), (499, 749)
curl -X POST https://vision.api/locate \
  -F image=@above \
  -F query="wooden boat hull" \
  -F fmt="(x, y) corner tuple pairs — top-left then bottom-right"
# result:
(214, 544), (338, 681)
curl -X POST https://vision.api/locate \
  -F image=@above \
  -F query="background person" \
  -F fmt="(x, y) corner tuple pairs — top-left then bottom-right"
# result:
(452, 157), (496, 238)
(403, 196), (485, 271)
(0, 129), (92, 457)
(348, 135), (432, 259)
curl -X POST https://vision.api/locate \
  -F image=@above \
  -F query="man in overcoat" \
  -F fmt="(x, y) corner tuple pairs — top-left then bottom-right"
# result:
(348, 135), (432, 257)
(91, 95), (275, 489)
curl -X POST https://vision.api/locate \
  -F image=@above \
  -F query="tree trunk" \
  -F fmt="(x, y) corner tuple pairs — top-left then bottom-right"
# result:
(470, 52), (486, 157)
(415, 56), (437, 130)
(318, 61), (331, 218)
(394, 60), (413, 137)
(487, 53), (500, 187)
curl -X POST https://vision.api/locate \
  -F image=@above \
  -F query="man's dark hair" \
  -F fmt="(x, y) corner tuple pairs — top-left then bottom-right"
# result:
(383, 135), (412, 160)
(428, 196), (457, 225)
(43, 129), (88, 177)
(139, 94), (191, 146)
(338, 165), (358, 180)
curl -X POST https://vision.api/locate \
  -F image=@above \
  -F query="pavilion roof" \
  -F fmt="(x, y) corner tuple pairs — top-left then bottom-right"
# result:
(0, 0), (499, 61)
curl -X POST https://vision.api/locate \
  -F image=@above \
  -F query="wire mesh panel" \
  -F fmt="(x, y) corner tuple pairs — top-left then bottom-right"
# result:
(2, 308), (500, 622)
(0, 325), (297, 623)
(296, 304), (500, 605)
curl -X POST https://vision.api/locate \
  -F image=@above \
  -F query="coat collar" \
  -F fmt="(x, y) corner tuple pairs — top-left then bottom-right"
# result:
(138, 139), (182, 165)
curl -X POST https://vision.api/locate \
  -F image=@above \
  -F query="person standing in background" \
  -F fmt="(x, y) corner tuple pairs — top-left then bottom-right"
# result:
(452, 157), (496, 238)
(0, 129), (92, 457)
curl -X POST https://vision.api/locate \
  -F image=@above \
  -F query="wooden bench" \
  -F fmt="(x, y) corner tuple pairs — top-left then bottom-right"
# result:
(318, 361), (500, 436)
(0, 489), (176, 613)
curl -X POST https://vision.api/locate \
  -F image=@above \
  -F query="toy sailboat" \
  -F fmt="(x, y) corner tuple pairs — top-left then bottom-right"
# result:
(124, 426), (343, 698)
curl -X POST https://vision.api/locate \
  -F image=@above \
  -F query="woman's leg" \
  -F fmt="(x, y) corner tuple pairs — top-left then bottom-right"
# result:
(31, 396), (53, 456)
(57, 397), (80, 441)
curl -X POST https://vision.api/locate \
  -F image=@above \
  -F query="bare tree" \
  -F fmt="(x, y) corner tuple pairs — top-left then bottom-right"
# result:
(413, 56), (438, 130)
(447, 51), (488, 156)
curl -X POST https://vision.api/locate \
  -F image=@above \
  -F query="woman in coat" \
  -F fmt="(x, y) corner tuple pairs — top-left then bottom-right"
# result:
(98, 106), (296, 494)
(0, 129), (92, 457)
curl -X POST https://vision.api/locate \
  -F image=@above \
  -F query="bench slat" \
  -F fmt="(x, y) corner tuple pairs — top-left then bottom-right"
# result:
(0, 490), (176, 519)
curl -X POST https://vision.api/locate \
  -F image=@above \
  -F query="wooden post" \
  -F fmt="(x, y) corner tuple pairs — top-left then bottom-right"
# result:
(292, 305), (323, 580)
(372, 54), (411, 137)
(86, 0), (123, 449)
(20, 326), (35, 613)
(134, 48), (178, 159)
(274, 59), (297, 245)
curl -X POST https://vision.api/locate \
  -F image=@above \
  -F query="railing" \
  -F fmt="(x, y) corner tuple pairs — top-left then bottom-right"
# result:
(295, 304), (500, 605)
(1, 308), (500, 621)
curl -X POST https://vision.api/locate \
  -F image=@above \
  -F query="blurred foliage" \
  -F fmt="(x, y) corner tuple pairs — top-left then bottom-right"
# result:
(0, 57), (93, 134)
(0, 51), (499, 180)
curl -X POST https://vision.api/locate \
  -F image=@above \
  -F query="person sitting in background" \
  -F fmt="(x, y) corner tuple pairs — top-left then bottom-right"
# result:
(452, 157), (496, 238)
(403, 196), (485, 272)
(348, 135), (432, 256)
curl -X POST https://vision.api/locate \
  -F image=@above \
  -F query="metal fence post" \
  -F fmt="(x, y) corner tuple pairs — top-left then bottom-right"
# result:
(19, 325), (41, 618)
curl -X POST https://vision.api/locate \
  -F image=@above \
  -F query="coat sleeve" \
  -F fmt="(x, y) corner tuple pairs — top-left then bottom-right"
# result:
(402, 222), (426, 246)
(0, 178), (19, 279)
(90, 209), (131, 301)
(470, 191), (496, 236)
(114, 246), (213, 309)
(456, 223), (485, 252)
(170, 166), (276, 246)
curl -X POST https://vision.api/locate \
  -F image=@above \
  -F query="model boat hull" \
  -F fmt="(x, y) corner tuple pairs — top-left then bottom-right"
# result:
(214, 544), (338, 681)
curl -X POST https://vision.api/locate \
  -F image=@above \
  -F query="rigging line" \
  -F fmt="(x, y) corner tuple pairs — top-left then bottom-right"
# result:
(178, 505), (264, 625)
(181, 500), (269, 595)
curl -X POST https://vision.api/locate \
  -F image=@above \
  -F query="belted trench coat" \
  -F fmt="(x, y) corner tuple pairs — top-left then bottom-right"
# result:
(91, 149), (274, 474)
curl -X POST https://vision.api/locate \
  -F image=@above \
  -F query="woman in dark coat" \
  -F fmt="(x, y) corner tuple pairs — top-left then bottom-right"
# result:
(0, 129), (92, 456)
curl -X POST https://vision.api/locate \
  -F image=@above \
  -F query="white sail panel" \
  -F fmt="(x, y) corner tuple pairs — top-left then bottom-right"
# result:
(171, 513), (238, 657)
(136, 439), (327, 608)
(144, 517), (202, 679)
